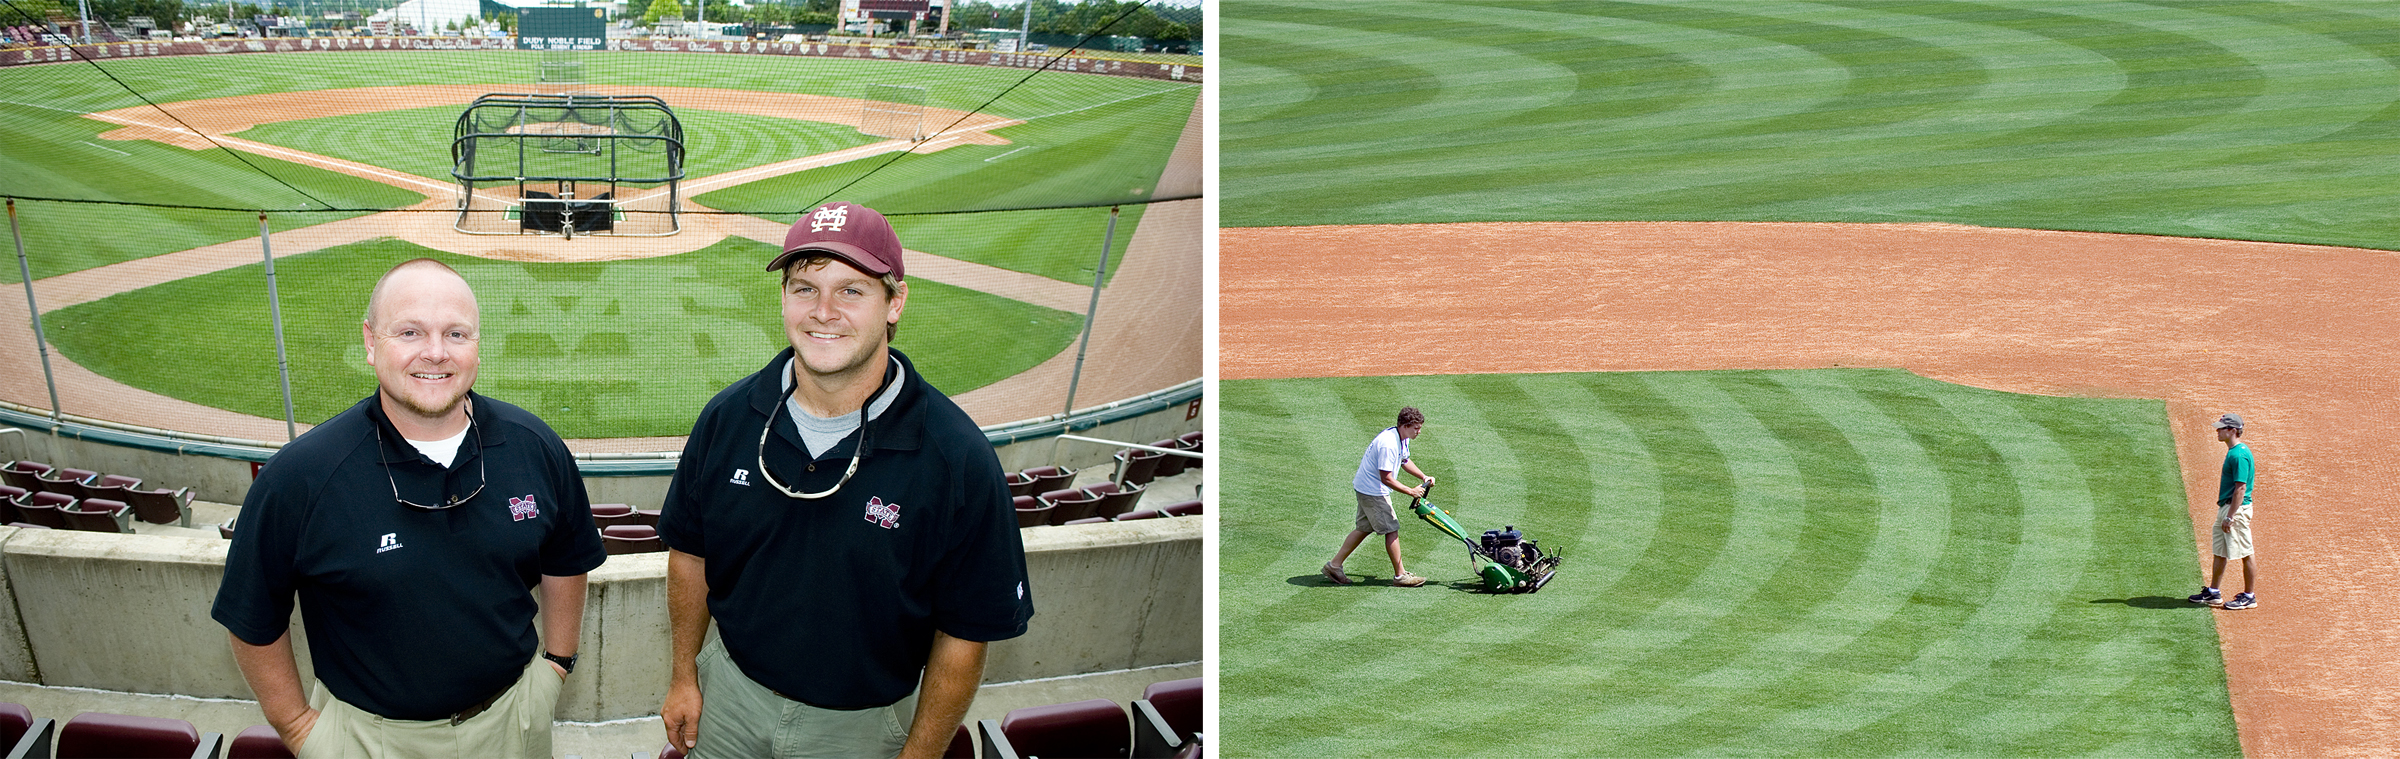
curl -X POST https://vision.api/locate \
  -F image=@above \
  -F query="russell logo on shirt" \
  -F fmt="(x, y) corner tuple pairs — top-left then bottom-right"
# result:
(864, 497), (901, 530)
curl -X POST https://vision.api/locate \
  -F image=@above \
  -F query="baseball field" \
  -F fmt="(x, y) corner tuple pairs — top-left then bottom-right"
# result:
(1222, 1), (2400, 756)
(0, 46), (1202, 440)
(1223, 369), (2235, 757)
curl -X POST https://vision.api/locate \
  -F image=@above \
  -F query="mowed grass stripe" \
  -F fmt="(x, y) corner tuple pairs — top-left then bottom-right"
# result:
(1223, 0), (2400, 251)
(1750, 380), (2092, 755)
(1221, 369), (2233, 757)
(1578, 373), (1896, 756)
(1558, 373), (1869, 750)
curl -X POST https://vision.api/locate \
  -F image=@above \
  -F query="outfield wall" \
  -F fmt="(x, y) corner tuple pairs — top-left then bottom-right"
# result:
(0, 37), (1204, 81)
(0, 516), (1197, 721)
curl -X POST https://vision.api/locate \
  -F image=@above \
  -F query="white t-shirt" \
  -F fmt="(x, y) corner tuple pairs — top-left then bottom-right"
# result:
(1352, 426), (1409, 496)
(404, 424), (471, 468)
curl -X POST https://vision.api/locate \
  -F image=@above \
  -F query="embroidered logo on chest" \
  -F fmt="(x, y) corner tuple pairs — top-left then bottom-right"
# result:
(508, 494), (540, 522)
(864, 496), (901, 530)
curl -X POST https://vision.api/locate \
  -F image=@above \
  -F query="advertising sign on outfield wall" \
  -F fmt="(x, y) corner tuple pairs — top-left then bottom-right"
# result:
(0, 36), (1201, 82)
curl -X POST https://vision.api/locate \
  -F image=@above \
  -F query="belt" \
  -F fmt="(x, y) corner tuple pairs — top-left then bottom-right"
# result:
(767, 688), (881, 712)
(448, 679), (515, 726)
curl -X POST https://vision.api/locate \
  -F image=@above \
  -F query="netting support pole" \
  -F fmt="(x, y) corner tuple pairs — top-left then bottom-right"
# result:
(1060, 205), (1119, 421)
(8, 200), (64, 430)
(259, 213), (299, 441)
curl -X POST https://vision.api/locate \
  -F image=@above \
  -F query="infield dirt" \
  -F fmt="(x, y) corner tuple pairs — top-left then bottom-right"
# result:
(1223, 220), (2400, 758)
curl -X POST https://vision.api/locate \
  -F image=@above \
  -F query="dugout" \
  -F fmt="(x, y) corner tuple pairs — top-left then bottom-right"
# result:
(449, 92), (686, 237)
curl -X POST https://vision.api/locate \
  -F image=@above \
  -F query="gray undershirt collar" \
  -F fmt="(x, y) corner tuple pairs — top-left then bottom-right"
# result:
(780, 355), (904, 458)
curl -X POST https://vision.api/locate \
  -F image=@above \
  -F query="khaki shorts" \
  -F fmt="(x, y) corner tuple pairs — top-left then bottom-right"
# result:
(692, 637), (916, 759)
(1354, 491), (1400, 535)
(298, 655), (562, 759)
(2213, 501), (2253, 560)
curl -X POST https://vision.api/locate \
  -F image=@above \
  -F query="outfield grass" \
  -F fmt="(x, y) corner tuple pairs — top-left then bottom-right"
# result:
(1224, 0), (2400, 251)
(39, 236), (1083, 438)
(0, 102), (421, 283)
(1221, 369), (2237, 757)
(692, 84), (1196, 284)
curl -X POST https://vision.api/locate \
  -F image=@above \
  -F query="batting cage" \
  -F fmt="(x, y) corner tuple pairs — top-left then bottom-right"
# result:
(0, 0), (1204, 446)
(450, 92), (686, 237)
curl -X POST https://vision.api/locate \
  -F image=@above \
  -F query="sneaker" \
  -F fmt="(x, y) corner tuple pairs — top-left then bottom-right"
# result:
(2187, 587), (2222, 606)
(2224, 592), (2256, 610)
(1321, 562), (1352, 585)
(1393, 572), (1427, 588)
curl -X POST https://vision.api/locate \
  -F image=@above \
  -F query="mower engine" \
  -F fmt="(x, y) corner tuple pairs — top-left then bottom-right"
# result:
(1481, 527), (1546, 575)
(1408, 483), (1563, 593)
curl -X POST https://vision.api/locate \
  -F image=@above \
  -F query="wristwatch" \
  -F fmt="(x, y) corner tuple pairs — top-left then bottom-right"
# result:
(542, 651), (577, 674)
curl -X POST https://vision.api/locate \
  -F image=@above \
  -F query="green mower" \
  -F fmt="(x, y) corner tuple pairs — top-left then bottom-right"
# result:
(1409, 482), (1561, 593)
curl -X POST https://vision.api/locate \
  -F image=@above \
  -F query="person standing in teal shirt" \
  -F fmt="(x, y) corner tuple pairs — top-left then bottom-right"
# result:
(2189, 413), (2258, 610)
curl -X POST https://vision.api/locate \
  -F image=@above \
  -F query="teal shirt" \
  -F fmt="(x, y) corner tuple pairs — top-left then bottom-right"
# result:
(2218, 442), (2253, 506)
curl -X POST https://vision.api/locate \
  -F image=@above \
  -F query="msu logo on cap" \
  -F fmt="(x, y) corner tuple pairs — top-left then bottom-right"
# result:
(809, 204), (851, 233)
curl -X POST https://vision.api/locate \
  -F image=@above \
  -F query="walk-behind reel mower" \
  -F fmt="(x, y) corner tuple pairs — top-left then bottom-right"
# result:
(1409, 482), (1561, 593)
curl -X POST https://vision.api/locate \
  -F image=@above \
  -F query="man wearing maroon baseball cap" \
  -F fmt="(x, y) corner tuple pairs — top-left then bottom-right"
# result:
(659, 202), (1034, 759)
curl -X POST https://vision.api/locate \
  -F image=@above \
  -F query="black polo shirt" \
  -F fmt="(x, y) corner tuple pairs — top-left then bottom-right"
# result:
(658, 348), (1034, 709)
(212, 392), (607, 721)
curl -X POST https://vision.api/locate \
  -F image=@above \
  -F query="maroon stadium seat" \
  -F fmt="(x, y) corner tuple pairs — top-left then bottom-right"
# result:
(61, 499), (132, 534)
(227, 724), (293, 759)
(601, 524), (664, 555)
(35, 468), (96, 501)
(1114, 448), (1165, 488)
(998, 699), (1129, 759)
(0, 461), (52, 493)
(1019, 465), (1076, 495)
(17, 492), (73, 530)
(120, 486), (195, 527)
(1141, 678), (1201, 741)
(1037, 488), (1102, 526)
(1012, 495), (1052, 529)
(57, 711), (221, 759)
(1160, 500), (1202, 518)
(590, 503), (641, 528)
(1150, 439), (1190, 479)
(1082, 481), (1146, 520)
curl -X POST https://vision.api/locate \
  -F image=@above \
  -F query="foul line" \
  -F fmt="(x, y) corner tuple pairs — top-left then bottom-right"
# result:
(80, 141), (129, 156)
(0, 99), (94, 115)
(1017, 84), (1199, 122)
(985, 146), (1032, 162)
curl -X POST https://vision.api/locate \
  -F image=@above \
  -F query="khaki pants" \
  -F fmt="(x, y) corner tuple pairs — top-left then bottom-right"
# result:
(693, 638), (916, 759)
(2214, 501), (2254, 560)
(1354, 492), (1399, 535)
(298, 656), (563, 759)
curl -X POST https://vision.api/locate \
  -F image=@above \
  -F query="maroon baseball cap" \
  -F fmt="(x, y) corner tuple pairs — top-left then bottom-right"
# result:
(768, 201), (905, 280)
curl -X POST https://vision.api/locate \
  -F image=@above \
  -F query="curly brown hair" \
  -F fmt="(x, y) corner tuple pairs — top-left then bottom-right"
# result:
(1397, 407), (1424, 428)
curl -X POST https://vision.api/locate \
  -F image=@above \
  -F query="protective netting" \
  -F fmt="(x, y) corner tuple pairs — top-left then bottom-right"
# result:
(0, 2), (1202, 445)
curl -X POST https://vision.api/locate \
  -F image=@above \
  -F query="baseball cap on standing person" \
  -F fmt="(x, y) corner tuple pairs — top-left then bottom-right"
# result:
(767, 201), (906, 280)
(2214, 413), (2244, 431)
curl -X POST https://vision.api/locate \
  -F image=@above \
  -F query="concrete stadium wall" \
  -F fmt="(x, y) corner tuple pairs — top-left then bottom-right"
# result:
(0, 515), (1197, 721)
(0, 37), (1205, 82)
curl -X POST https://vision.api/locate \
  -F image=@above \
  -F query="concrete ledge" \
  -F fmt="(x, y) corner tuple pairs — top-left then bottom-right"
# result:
(0, 515), (1200, 722)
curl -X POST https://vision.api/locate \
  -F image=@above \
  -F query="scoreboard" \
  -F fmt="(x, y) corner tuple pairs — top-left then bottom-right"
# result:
(518, 6), (607, 51)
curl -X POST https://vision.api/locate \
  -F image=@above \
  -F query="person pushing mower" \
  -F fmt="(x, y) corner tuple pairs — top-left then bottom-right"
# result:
(1324, 407), (1435, 588)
